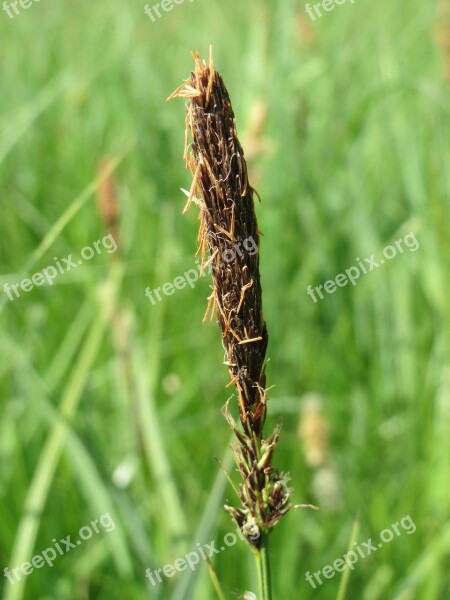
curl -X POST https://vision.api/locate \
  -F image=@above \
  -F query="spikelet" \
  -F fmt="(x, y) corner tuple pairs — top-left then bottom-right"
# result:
(169, 48), (297, 544)
(169, 48), (268, 437)
(97, 157), (120, 251)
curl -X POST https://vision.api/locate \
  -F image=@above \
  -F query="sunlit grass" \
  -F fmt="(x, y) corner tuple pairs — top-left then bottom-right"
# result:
(0, 1), (449, 599)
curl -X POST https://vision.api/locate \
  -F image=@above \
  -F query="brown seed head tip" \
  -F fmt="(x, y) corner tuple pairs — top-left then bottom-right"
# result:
(171, 49), (268, 435)
(167, 46), (215, 103)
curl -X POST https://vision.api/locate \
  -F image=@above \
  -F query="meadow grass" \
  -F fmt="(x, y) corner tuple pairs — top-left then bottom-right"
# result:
(0, 0), (449, 599)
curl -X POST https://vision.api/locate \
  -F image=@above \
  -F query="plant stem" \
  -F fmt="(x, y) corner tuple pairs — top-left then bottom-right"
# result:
(255, 534), (272, 600)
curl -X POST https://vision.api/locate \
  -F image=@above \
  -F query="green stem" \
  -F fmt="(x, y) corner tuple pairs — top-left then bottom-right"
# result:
(255, 534), (272, 600)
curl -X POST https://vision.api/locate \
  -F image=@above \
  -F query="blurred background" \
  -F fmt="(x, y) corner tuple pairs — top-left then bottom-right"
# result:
(1, 0), (449, 599)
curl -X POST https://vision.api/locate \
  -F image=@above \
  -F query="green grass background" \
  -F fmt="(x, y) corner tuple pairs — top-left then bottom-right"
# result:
(1, 0), (449, 598)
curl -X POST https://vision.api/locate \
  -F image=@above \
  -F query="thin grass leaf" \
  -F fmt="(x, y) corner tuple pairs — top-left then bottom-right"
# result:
(170, 442), (234, 600)
(336, 512), (361, 600)
(3, 265), (123, 600)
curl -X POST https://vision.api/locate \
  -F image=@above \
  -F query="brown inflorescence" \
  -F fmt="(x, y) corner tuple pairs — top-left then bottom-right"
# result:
(97, 158), (120, 251)
(169, 49), (296, 545)
(169, 50), (268, 437)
